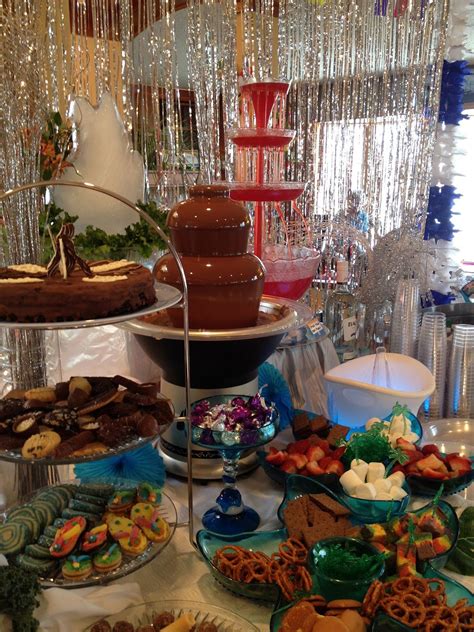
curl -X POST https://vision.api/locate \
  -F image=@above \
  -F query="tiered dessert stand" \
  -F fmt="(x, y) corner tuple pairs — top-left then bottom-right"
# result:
(0, 180), (196, 582)
(227, 80), (319, 301)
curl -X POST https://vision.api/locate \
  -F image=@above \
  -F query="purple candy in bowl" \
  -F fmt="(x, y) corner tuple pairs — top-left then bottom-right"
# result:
(189, 394), (279, 535)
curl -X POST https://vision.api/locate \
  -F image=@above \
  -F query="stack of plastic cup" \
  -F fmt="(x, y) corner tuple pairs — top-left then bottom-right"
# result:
(390, 279), (421, 358)
(417, 312), (447, 419)
(446, 324), (474, 418)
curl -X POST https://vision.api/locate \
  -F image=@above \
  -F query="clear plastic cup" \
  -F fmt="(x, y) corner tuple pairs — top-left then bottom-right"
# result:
(446, 324), (474, 418)
(417, 313), (447, 419)
(390, 279), (421, 357)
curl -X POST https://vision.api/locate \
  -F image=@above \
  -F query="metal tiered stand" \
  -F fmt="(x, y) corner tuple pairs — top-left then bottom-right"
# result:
(0, 180), (198, 567)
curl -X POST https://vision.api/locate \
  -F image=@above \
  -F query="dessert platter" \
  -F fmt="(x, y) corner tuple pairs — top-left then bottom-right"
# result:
(0, 375), (174, 464)
(0, 226), (182, 329)
(86, 600), (260, 632)
(0, 480), (176, 588)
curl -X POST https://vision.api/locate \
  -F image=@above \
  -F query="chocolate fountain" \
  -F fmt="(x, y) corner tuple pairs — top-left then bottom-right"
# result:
(121, 184), (312, 479)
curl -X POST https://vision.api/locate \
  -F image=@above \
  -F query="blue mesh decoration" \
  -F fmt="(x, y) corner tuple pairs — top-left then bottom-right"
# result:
(258, 362), (293, 430)
(438, 60), (471, 126)
(424, 185), (460, 242)
(75, 444), (166, 486)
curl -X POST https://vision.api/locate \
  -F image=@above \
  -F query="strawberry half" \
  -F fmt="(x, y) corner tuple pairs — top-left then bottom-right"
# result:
(421, 467), (449, 480)
(280, 459), (298, 474)
(306, 461), (325, 476)
(446, 454), (472, 475)
(306, 445), (325, 462)
(324, 460), (344, 476)
(422, 444), (441, 456)
(287, 453), (308, 469)
(265, 448), (287, 466)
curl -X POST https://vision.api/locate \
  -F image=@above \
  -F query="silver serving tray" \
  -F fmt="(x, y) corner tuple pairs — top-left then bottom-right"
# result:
(119, 295), (313, 341)
(0, 283), (182, 330)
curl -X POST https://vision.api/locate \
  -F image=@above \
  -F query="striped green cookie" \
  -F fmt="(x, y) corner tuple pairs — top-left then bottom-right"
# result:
(77, 484), (115, 499)
(53, 517), (67, 528)
(61, 508), (100, 524)
(43, 525), (60, 539)
(69, 499), (103, 515)
(0, 522), (29, 555)
(38, 534), (54, 548)
(6, 506), (42, 541)
(24, 543), (53, 559)
(30, 500), (56, 526)
(75, 493), (106, 508)
(53, 485), (75, 503)
(16, 554), (57, 575)
(35, 491), (63, 514)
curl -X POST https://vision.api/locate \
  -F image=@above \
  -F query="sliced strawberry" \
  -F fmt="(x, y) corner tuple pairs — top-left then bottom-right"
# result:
(280, 459), (298, 474)
(405, 462), (422, 476)
(331, 446), (346, 460)
(446, 454), (472, 475)
(306, 461), (325, 476)
(421, 467), (449, 480)
(396, 438), (417, 452)
(324, 460), (344, 476)
(318, 455), (333, 470)
(265, 448), (287, 466)
(288, 439), (311, 454)
(405, 450), (424, 464)
(312, 438), (331, 455)
(306, 445), (325, 462)
(287, 453), (308, 469)
(416, 453), (446, 472)
(390, 464), (404, 474)
(422, 444), (441, 456)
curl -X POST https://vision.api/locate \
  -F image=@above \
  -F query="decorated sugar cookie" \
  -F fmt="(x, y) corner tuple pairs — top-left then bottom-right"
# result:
(50, 516), (87, 558)
(130, 503), (169, 543)
(82, 524), (108, 552)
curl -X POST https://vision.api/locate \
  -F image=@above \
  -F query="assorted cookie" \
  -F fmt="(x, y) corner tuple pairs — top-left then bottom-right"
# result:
(91, 609), (221, 632)
(0, 481), (170, 583)
(0, 375), (174, 460)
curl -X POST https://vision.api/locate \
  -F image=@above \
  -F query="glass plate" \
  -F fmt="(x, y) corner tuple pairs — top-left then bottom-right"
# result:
(0, 283), (182, 330)
(1, 484), (177, 589)
(0, 433), (162, 466)
(84, 599), (260, 631)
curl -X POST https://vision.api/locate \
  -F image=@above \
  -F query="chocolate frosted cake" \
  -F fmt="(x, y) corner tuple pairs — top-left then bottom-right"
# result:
(0, 224), (156, 323)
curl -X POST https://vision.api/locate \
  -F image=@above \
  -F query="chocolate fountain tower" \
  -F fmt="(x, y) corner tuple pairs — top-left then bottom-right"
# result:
(154, 184), (265, 329)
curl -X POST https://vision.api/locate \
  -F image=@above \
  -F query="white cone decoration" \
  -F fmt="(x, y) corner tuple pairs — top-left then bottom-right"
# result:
(55, 93), (145, 234)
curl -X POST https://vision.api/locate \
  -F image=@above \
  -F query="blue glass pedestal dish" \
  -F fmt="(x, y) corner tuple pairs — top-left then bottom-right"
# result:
(190, 394), (279, 535)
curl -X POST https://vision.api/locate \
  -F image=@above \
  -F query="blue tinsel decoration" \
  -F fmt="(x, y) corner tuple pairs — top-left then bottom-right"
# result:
(424, 184), (460, 243)
(75, 443), (166, 486)
(439, 60), (471, 125)
(258, 362), (293, 430)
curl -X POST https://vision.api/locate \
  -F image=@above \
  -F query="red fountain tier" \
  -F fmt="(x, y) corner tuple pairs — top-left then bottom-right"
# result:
(226, 80), (319, 301)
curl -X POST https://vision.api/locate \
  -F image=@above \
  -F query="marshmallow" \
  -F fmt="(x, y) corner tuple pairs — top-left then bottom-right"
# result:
(340, 470), (364, 495)
(390, 414), (410, 436)
(386, 471), (406, 488)
(388, 432), (403, 447)
(354, 482), (377, 500)
(390, 486), (408, 501)
(366, 462), (386, 483)
(374, 491), (393, 501)
(351, 459), (369, 482)
(401, 432), (419, 444)
(374, 478), (392, 494)
(365, 417), (381, 431)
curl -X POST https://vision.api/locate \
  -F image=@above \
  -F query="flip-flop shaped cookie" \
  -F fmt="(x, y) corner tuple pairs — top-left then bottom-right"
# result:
(50, 516), (87, 558)
(116, 524), (148, 556)
(107, 489), (136, 514)
(82, 524), (108, 552)
(62, 554), (93, 581)
(93, 542), (122, 573)
(137, 482), (162, 505)
(106, 515), (134, 539)
(130, 503), (170, 543)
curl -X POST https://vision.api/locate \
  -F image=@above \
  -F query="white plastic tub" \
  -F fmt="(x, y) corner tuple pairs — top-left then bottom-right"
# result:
(323, 352), (435, 428)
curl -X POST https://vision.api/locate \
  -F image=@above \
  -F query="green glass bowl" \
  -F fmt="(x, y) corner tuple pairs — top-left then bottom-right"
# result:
(196, 527), (286, 602)
(337, 479), (412, 524)
(309, 537), (385, 602)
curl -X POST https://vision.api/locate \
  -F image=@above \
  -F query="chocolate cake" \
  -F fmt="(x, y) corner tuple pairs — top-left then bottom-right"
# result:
(0, 224), (156, 323)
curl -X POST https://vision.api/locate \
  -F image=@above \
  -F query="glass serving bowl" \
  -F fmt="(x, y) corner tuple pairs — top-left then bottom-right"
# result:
(84, 599), (259, 631)
(337, 479), (412, 524)
(309, 537), (385, 601)
(406, 456), (474, 498)
(190, 394), (279, 535)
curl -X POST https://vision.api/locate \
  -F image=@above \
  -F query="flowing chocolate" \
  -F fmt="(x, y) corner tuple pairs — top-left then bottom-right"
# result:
(47, 223), (93, 278)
